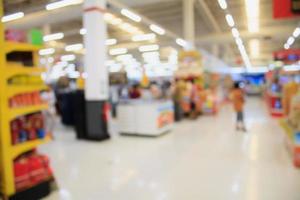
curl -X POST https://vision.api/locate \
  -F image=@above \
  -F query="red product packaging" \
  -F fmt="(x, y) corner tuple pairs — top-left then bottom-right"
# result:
(11, 119), (21, 145)
(14, 158), (31, 191)
(27, 129), (36, 140)
(33, 92), (42, 105)
(25, 115), (36, 140)
(12, 131), (19, 145)
(32, 113), (44, 130)
(294, 147), (300, 167)
(15, 95), (22, 107)
(38, 155), (53, 178)
(28, 155), (47, 185)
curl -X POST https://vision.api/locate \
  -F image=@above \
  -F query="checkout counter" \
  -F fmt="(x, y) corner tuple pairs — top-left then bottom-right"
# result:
(117, 100), (174, 136)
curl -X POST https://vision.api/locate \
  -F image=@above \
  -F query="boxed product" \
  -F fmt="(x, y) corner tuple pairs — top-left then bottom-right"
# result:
(14, 152), (53, 191)
(10, 112), (46, 145)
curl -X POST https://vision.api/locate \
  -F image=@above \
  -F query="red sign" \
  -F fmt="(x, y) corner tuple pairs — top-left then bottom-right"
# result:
(273, 49), (300, 64)
(273, 0), (300, 19)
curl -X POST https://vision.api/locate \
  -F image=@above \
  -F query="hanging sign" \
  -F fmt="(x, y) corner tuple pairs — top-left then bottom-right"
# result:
(273, 0), (300, 19)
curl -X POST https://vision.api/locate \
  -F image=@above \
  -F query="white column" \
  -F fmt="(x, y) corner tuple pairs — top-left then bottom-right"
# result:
(83, 0), (108, 101)
(183, 0), (195, 48)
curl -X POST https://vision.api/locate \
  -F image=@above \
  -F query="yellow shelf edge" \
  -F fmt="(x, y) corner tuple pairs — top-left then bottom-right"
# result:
(11, 135), (52, 159)
(7, 85), (49, 98)
(4, 41), (42, 54)
(5, 66), (46, 79)
(8, 103), (49, 120)
(279, 119), (294, 143)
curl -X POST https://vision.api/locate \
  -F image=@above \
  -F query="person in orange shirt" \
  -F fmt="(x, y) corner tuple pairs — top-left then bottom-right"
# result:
(231, 82), (246, 132)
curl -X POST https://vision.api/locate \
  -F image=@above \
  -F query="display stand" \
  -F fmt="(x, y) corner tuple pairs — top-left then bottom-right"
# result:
(118, 100), (174, 136)
(0, 3), (55, 198)
(265, 92), (284, 117)
(280, 120), (300, 168)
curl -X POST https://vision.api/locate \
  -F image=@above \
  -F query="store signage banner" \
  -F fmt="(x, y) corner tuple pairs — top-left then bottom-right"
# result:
(273, 49), (300, 64)
(273, 0), (300, 19)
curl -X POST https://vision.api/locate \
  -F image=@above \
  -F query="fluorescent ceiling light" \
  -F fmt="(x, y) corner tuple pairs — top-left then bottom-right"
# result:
(39, 48), (55, 56)
(293, 27), (300, 38)
(235, 37), (243, 46)
(120, 23), (132, 30)
(111, 18), (123, 25)
(249, 39), (259, 58)
(142, 51), (159, 58)
(109, 48), (128, 56)
(150, 24), (165, 35)
(2, 12), (24, 23)
(287, 36), (295, 45)
(104, 13), (115, 21)
(43, 32), (64, 42)
(116, 54), (133, 61)
(79, 28), (87, 35)
(231, 28), (239, 38)
(245, 0), (259, 33)
(127, 26), (139, 34)
(46, 0), (83, 10)
(61, 54), (76, 62)
(121, 9), (141, 22)
(139, 44), (159, 52)
(65, 43), (83, 52)
(106, 39), (117, 46)
(104, 13), (123, 26)
(132, 33), (156, 42)
(218, 0), (227, 10)
(284, 43), (290, 50)
(176, 38), (187, 47)
(55, 61), (69, 68)
(119, 23), (141, 34)
(225, 14), (235, 27)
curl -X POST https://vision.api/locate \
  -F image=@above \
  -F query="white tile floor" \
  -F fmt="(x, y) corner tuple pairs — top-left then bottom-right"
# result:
(42, 97), (300, 200)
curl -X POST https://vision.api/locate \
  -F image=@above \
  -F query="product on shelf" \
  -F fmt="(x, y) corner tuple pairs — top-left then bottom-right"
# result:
(282, 81), (299, 115)
(9, 91), (45, 108)
(5, 29), (27, 43)
(14, 151), (53, 191)
(288, 89), (300, 131)
(11, 112), (46, 145)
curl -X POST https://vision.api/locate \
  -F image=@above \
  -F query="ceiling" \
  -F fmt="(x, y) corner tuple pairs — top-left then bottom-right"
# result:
(3, 0), (300, 67)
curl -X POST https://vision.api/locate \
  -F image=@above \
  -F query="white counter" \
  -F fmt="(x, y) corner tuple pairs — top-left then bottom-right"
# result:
(117, 100), (174, 136)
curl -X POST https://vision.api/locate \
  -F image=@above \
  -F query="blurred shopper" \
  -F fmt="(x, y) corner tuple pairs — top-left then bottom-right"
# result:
(172, 79), (183, 121)
(150, 81), (162, 99)
(129, 84), (141, 99)
(231, 82), (246, 132)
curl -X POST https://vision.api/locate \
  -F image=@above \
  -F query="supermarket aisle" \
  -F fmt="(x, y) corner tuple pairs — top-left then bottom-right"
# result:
(42, 97), (300, 200)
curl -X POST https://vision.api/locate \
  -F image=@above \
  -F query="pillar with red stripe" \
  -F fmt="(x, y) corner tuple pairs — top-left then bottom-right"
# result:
(83, 0), (110, 140)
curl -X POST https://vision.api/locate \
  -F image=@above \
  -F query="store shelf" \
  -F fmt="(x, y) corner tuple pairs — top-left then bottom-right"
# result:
(11, 135), (52, 159)
(5, 66), (46, 79)
(8, 104), (48, 120)
(4, 41), (42, 54)
(7, 85), (49, 98)
(280, 119), (295, 144)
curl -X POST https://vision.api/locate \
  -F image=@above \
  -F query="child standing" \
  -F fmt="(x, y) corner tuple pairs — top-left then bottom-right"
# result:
(231, 82), (246, 131)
